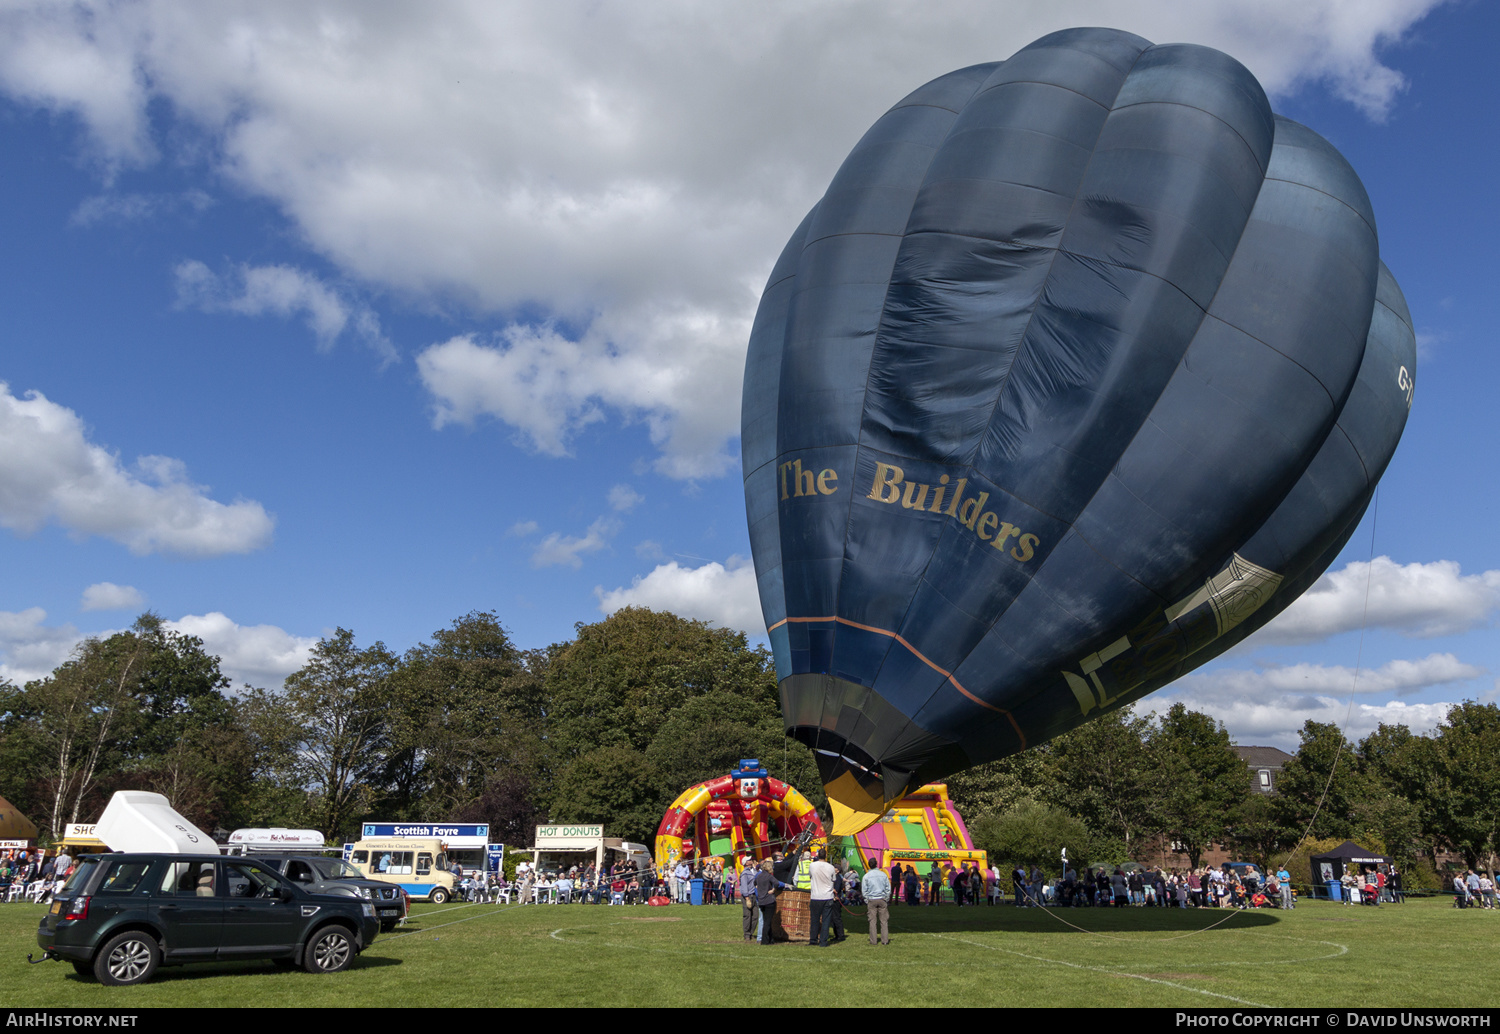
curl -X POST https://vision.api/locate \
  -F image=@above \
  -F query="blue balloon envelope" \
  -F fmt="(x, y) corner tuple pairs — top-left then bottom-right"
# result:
(741, 28), (1416, 833)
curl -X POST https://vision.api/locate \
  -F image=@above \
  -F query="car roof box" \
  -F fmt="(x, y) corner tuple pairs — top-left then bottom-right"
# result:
(94, 790), (218, 855)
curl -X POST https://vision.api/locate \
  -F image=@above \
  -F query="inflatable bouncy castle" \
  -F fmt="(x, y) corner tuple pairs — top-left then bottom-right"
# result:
(844, 784), (986, 875)
(655, 759), (824, 872)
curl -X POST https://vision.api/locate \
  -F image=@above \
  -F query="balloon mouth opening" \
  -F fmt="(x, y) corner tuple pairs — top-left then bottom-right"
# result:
(792, 730), (917, 835)
(780, 673), (969, 836)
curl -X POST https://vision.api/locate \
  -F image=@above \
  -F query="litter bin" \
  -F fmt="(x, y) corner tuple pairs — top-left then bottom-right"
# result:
(690, 877), (705, 905)
(1326, 880), (1341, 902)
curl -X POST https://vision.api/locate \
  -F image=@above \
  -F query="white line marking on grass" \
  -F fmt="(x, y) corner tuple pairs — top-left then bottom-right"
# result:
(1184, 930), (1350, 967)
(409, 901), (490, 918)
(931, 933), (1271, 1008)
(381, 904), (527, 941)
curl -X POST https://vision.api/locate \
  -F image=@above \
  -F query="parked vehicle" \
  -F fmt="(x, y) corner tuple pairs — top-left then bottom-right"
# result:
(34, 853), (381, 985)
(251, 852), (408, 932)
(347, 837), (459, 903)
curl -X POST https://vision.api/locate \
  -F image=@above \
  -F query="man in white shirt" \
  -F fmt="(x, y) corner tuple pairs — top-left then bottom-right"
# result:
(808, 849), (838, 946)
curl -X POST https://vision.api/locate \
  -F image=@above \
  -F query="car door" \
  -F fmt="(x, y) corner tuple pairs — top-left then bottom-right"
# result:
(152, 859), (224, 960)
(221, 859), (308, 958)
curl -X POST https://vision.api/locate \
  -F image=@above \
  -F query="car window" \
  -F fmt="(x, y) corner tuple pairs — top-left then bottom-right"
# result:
(60, 858), (100, 895)
(224, 860), (288, 898)
(417, 853), (433, 876)
(286, 860), (317, 884)
(159, 860), (217, 897)
(315, 859), (363, 880)
(97, 860), (154, 895)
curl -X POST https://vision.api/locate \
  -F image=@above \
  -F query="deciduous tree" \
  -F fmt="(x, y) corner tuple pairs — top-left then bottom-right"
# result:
(281, 629), (397, 839)
(1152, 704), (1247, 868)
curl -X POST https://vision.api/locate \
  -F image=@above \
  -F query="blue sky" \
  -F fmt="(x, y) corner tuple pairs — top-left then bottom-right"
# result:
(0, 0), (1493, 751)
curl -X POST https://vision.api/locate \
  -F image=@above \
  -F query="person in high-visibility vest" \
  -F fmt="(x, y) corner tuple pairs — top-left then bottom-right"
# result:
(794, 852), (813, 890)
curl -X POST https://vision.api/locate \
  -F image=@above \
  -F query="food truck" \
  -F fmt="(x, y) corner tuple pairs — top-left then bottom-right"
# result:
(528, 824), (652, 878)
(347, 836), (460, 903)
(353, 822), (496, 874)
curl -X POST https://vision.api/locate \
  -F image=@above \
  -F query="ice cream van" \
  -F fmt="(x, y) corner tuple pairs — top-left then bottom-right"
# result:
(348, 837), (459, 903)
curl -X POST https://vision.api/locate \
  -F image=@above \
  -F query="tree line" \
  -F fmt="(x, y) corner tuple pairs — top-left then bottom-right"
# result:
(0, 608), (819, 848)
(1, 606), (1496, 885)
(950, 703), (1500, 886)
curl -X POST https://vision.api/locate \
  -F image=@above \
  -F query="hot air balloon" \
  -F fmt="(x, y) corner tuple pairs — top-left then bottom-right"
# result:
(742, 27), (1415, 834)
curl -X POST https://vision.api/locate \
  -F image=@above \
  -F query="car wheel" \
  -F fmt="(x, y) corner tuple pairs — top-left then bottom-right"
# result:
(429, 887), (449, 904)
(94, 932), (160, 986)
(304, 926), (355, 974)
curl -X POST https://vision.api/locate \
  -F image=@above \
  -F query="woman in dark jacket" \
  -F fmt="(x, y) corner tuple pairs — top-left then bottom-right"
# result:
(753, 861), (781, 945)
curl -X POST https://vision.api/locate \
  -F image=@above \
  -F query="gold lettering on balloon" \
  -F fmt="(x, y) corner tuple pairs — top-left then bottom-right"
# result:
(781, 458), (842, 501)
(867, 462), (903, 503)
(842, 465), (1040, 563)
(776, 460), (1039, 564)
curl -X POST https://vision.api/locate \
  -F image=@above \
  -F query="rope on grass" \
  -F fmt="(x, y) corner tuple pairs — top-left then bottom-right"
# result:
(1273, 490), (1380, 875)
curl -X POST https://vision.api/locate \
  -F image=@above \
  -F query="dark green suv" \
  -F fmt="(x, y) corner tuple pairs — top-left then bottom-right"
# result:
(36, 854), (382, 985)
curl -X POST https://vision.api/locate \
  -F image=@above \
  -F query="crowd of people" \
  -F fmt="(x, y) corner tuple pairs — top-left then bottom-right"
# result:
(1000, 862), (1307, 910)
(5, 840), (1453, 923)
(1449, 870), (1494, 908)
(0, 848), (73, 904)
(475, 858), (756, 906)
(883, 860), (998, 906)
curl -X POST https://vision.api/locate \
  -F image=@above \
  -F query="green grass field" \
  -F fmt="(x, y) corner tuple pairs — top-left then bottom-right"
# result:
(3, 895), (1495, 1008)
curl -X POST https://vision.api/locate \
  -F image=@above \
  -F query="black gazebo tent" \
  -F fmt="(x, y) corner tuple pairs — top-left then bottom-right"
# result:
(1310, 840), (1391, 891)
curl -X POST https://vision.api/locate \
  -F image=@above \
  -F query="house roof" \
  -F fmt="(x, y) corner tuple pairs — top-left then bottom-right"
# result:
(1233, 745), (1295, 768)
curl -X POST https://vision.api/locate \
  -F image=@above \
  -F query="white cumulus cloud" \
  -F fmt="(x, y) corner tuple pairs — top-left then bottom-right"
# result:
(0, 0), (1446, 478)
(165, 612), (318, 690)
(175, 260), (394, 362)
(0, 606), (315, 690)
(1145, 693), (1458, 753)
(80, 582), (144, 612)
(1151, 653), (1487, 750)
(608, 484), (644, 513)
(0, 608), (82, 685)
(1254, 557), (1500, 646)
(1175, 653), (1485, 699)
(416, 304), (744, 478)
(0, 382), (274, 557)
(531, 516), (619, 569)
(597, 556), (764, 636)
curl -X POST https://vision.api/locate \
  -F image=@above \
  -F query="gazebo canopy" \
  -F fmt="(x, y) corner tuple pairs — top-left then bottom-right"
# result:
(1309, 840), (1391, 885)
